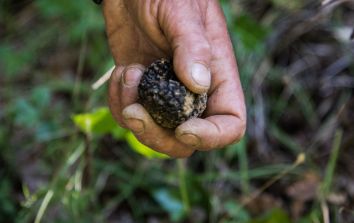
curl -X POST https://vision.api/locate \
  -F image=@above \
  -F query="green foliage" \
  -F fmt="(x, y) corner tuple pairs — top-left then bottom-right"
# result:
(0, 0), (108, 78)
(233, 15), (270, 52)
(223, 200), (250, 223)
(72, 107), (121, 136)
(1, 0), (351, 222)
(271, 0), (304, 10)
(8, 85), (65, 143)
(126, 132), (169, 159)
(35, 0), (104, 41)
(153, 189), (184, 222)
(322, 130), (343, 195)
(248, 208), (291, 223)
(0, 178), (17, 219)
(72, 107), (168, 159)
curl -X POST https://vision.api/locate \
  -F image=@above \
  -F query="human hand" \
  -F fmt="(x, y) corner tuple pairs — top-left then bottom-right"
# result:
(103, 0), (246, 158)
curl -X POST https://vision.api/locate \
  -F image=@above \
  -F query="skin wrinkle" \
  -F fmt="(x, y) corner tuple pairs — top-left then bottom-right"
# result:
(206, 115), (239, 148)
(150, 0), (164, 34)
(207, 95), (243, 124)
(124, 104), (194, 157)
(207, 78), (226, 99)
(126, 118), (145, 135)
(172, 44), (211, 69)
(209, 121), (221, 148)
(147, 0), (171, 54)
(125, 0), (165, 54)
(203, 0), (211, 27)
(191, 0), (209, 27)
(176, 118), (220, 150)
(222, 116), (246, 144)
(109, 68), (123, 110)
(106, 21), (125, 38)
(103, 1), (125, 35)
(159, 1), (192, 44)
(140, 0), (171, 55)
(108, 1), (164, 65)
(121, 65), (145, 82)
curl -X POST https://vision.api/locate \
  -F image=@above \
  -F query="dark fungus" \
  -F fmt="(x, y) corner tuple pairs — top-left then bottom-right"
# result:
(138, 58), (207, 129)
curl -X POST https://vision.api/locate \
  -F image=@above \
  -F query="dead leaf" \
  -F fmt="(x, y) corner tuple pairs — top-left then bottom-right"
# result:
(286, 172), (320, 201)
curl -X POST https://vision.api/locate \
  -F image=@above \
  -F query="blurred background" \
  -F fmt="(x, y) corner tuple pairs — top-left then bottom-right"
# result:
(0, 0), (353, 222)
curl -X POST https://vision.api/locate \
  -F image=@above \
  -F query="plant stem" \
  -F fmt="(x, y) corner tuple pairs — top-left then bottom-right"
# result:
(34, 190), (54, 223)
(72, 31), (87, 108)
(237, 140), (249, 195)
(322, 129), (343, 195)
(177, 159), (190, 214)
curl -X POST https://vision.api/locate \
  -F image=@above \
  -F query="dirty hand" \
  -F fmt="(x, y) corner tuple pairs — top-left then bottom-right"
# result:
(103, 0), (246, 158)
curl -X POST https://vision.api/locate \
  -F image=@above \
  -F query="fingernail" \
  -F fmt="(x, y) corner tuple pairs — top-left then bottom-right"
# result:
(125, 118), (145, 134)
(179, 133), (201, 147)
(123, 68), (142, 87)
(191, 63), (211, 88)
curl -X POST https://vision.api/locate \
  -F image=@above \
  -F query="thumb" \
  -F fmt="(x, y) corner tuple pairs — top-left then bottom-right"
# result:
(159, 1), (211, 94)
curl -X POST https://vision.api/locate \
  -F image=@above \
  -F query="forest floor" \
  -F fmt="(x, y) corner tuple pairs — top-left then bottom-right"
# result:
(1, 0), (353, 222)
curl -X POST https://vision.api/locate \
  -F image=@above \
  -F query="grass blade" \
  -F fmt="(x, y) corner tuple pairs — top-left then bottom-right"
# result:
(34, 190), (54, 223)
(322, 129), (343, 195)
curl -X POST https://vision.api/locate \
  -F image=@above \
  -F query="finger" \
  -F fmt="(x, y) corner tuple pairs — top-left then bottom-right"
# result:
(119, 64), (145, 109)
(159, 0), (211, 94)
(108, 66), (126, 127)
(176, 0), (248, 150)
(122, 103), (195, 158)
(109, 64), (145, 128)
(175, 116), (246, 151)
(205, 0), (243, 94)
(203, 0), (246, 133)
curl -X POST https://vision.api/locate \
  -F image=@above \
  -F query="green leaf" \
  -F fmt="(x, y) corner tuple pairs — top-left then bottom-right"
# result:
(125, 132), (169, 159)
(269, 125), (302, 155)
(226, 137), (247, 159)
(271, 0), (304, 10)
(224, 200), (250, 222)
(248, 208), (291, 223)
(0, 178), (17, 218)
(35, 122), (56, 142)
(153, 188), (184, 222)
(13, 99), (39, 127)
(233, 15), (269, 51)
(0, 44), (36, 78)
(72, 107), (124, 135)
(322, 129), (343, 195)
(31, 86), (51, 109)
(111, 126), (127, 140)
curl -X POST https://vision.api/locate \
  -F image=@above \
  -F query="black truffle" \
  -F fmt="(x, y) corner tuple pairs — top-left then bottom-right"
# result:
(138, 58), (207, 129)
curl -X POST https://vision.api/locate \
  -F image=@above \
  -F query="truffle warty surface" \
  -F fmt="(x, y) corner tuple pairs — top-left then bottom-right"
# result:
(138, 58), (207, 129)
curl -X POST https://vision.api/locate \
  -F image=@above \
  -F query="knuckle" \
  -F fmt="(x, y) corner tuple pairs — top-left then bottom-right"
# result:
(232, 120), (247, 144)
(194, 41), (211, 54)
(191, 41), (211, 62)
(112, 66), (124, 80)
